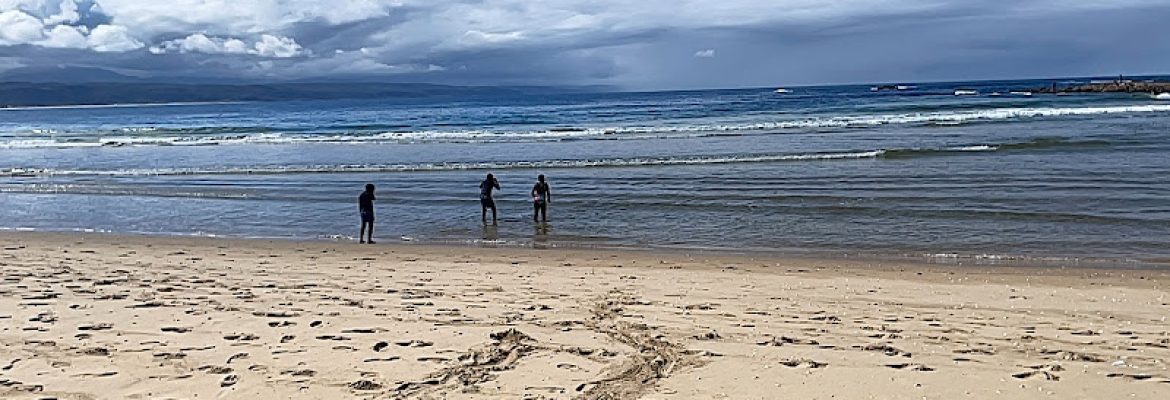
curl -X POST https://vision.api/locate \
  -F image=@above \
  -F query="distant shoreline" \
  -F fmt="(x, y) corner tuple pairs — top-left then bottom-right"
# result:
(0, 81), (594, 108)
(0, 101), (248, 111)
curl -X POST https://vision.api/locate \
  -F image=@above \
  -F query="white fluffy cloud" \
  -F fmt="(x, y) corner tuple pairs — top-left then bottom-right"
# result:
(0, 1), (142, 51)
(149, 33), (305, 57)
(0, 0), (312, 56)
(0, 10), (46, 45)
(40, 24), (87, 48)
(95, 0), (395, 35)
(252, 34), (304, 57)
(86, 24), (140, 52)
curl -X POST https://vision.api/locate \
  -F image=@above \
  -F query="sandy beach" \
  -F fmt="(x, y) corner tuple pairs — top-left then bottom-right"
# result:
(1, 232), (1168, 399)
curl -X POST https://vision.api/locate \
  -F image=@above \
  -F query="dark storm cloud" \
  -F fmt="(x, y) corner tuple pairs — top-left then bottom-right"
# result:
(1, 1), (1168, 89)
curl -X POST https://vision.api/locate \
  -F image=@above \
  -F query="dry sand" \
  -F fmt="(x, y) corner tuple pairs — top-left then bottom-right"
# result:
(1, 232), (1168, 399)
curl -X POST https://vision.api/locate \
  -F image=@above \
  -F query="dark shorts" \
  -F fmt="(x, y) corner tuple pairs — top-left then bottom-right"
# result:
(480, 197), (496, 209)
(533, 200), (546, 210)
(360, 211), (375, 223)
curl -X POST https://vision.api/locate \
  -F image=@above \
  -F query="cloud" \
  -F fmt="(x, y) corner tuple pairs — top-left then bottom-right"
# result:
(86, 24), (141, 51)
(40, 24), (88, 48)
(252, 34), (305, 57)
(1, 1), (1169, 88)
(149, 33), (305, 58)
(0, 2), (139, 52)
(0, 10), (46, 45)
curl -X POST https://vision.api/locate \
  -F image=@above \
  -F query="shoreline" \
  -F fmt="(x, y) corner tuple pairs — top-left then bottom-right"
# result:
(4, 229), (1167, 271)
(2, 231), (1168, 399)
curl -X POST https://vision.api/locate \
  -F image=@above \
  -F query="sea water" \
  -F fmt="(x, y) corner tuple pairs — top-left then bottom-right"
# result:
(2, 79), (1168, 265)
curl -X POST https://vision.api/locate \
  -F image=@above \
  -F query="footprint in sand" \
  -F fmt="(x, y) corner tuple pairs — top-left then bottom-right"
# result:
(693, 330), (721, 341)
(341, 328), (379, 334)
(1013, 364), (1063, 381)
(80, 347), (110, 356)
(1105, 372), (1170, 383)
(77, 323), (113, 331)
(857, 343), (911, 357)
(349, 380), (383, 390)
(756, 335), (819, 346)
(1012, 370), (1060, 381)
(885, 363), (935, 372)
(226, 353), (248, 364)
(557, 363), (583, 371)
(778, 359), (827, 368)
(363, 356), (401, 362)
(315, 335), (349, 341)
(198, 365), (234, 374)
(223, 333), (259, 341)
(221, 374), (238, 387)
(394, 339), (433, 348)
(281, 369), (316, 377)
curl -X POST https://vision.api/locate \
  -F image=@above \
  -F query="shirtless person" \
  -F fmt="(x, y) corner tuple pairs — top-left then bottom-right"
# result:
(479, 174), (500, 224)
(531, 175), (551, 222)
(358, 184), (376, 244)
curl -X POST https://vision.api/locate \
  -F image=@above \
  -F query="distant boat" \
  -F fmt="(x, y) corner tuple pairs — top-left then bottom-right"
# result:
(1009, 91), (1033, 97)
(1154, 93), (1170, 100)
(954, 89), (978, 96)
(773, 88), (792, 94)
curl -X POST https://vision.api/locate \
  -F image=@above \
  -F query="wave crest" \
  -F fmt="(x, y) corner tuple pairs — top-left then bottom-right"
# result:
(0, 138), (1111, 177)
(1, 104), (1166, 148)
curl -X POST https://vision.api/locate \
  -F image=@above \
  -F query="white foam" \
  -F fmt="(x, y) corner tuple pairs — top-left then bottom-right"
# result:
(0, 150), (887, 177)
(3, 103), (1169, 148)
(948, 145), (997, 152)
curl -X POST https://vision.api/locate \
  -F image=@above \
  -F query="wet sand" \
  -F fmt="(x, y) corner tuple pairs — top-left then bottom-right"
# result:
(1, 232), (1168, 399)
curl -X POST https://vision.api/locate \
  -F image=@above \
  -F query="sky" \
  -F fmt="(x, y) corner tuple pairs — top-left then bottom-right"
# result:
(1, 0), (1169, 90)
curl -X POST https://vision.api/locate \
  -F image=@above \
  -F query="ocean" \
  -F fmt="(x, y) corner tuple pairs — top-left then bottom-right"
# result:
(2, 79), (1168, 265)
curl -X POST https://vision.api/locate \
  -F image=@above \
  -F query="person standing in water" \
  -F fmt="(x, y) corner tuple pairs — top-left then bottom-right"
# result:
(358, 183), (377, 244)
(479, 173), (501, 224)
(531, 174), (551, 222)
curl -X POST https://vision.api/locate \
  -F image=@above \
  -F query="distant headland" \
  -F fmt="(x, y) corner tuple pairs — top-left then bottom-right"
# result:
(1036, 76), (1170, 94)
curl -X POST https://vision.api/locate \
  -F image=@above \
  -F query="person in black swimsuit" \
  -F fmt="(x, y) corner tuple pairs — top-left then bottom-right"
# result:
(358, 183), (376, 244)
(479, 173), (500, 224)
(531, 175), (551, 222)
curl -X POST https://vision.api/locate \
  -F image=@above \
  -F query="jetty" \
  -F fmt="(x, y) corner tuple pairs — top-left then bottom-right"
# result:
(1037, 77), (1170, 94)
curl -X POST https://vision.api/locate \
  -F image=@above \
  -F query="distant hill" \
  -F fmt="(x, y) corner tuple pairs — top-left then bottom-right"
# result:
(0, 81), (604, 107)
(2, 67), (125, 83)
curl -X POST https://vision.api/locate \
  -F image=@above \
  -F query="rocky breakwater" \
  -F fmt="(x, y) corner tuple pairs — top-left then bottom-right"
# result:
(1037, 80), (1170, 95)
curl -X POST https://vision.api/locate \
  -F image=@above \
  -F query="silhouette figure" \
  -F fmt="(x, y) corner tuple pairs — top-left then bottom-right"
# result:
(479, 173), (500, 224)
(531, 174), (551, 222)
(358, 183), (376, 244)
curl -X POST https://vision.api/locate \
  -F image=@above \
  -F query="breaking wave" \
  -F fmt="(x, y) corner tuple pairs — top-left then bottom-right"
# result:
(1, 104), (1166, 148)
(0, 137), (1109, 177)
